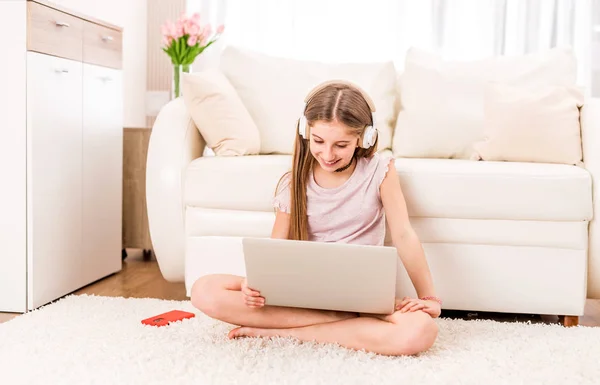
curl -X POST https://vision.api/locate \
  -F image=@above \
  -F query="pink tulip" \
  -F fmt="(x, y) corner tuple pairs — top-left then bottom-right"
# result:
(168, 22), (177, 38)
(160, 14), (223, 56)
(161, 20), (175, 37)
(187, 35), (198, 46)
(175, 20), (184, 38)
(188, 24), (200, 36)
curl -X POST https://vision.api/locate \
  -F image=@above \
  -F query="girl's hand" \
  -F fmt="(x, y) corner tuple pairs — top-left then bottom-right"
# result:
(395, 297), (441, 318)
(241, 278), (265, 308)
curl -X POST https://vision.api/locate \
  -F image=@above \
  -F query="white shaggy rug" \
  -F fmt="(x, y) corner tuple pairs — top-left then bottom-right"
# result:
(1, 295), (599, 385)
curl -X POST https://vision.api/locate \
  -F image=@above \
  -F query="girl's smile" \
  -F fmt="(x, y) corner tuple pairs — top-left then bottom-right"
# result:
(321, 158), (340, 168)
(309, 120), (358, 173)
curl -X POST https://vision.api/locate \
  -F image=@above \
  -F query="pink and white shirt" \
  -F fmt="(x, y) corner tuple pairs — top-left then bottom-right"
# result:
(273, 152), (394, 246)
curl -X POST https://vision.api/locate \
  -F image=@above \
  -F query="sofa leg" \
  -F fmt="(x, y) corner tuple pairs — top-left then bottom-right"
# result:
(558, 315), (579, 327)
(142, 249), (153, 261)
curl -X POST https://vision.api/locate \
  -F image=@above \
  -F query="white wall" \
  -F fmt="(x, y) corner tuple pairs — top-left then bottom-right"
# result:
(593, 0), (600, 97)
(50, 0), (148, 128)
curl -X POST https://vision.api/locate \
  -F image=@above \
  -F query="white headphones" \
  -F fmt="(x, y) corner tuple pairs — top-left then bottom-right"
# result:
(298, 80), (378, 149)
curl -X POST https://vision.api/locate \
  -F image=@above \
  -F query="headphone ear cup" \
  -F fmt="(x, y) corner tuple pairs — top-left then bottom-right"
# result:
(361, 128), (368, 148)
(361, 111), (378, 148)
(361, 126), (376, 148)
(370, 127), (378, 147)
(298, 103), (308, 139)
(298, 115), (307, 139)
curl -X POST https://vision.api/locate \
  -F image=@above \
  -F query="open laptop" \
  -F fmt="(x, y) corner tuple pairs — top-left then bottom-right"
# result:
(242, 237), (398, 315)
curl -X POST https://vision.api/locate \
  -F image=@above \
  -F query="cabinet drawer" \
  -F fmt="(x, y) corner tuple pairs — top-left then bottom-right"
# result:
(83, 22), (123, 69)
(27, 1), (83, 61)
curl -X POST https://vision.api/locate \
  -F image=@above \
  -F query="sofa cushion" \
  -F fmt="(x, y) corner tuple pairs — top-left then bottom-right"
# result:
(219, 45), (398, 155)
(393, 47), (578, 160)
(185, 155), (293, 212)
(472, 82), (584, 165)
(181, 70), (261, 156)
(184, 156), (592, 221)
(395, 158), (592, 221)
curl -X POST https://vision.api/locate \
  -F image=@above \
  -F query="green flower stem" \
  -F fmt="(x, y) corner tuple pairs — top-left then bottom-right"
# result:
(173, 64), (191, 98)
(173, 65), (181, 98)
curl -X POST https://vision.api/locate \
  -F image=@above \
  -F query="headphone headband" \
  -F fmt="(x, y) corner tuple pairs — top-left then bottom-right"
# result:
(298, 79), (378, 149)
(303, 79), (377, 113)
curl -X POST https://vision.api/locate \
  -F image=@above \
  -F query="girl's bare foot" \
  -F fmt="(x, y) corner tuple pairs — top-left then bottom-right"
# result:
(228, 326), (281, 339)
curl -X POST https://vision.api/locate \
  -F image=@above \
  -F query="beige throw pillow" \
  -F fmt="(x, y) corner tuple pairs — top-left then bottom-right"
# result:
(393, 47), (578, 159)
(181, 70), (260, 156)
(472, 83), (584, 165)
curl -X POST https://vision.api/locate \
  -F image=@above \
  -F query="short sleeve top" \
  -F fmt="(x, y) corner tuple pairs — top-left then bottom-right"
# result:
(273, 152), (394, 246)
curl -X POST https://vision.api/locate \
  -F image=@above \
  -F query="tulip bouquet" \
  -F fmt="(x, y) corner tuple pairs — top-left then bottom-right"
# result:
(161, 13), (224, 98)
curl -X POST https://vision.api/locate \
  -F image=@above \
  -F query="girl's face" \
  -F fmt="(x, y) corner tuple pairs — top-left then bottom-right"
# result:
(309, 120), (359, 173)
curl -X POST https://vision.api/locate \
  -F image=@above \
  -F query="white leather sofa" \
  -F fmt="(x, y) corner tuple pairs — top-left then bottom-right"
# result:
(146, 46), (600, 323)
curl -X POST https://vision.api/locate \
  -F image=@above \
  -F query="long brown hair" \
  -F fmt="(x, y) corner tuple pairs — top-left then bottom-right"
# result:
(276, 80), (379, 240)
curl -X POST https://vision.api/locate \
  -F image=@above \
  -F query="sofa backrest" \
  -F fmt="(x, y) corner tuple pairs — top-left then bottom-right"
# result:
(211, 45), (582, 166)
(219, 46), (399, 155)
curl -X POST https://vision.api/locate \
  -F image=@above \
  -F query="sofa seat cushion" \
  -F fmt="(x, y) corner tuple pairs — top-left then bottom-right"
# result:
(396, 158), (592, 221)
(184, 155), (592, 221)
(185, 155), (293, 212)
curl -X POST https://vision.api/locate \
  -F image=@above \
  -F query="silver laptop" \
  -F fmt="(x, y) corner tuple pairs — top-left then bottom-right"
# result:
(242, 237), (398, 315)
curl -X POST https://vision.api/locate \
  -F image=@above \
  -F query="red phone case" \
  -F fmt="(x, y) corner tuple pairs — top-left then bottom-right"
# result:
(141, 310), (195, 327)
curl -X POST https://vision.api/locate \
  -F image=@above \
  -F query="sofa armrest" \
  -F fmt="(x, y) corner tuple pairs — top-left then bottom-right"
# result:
(146, 98), (205, 282)
(582, 98), (600, 299)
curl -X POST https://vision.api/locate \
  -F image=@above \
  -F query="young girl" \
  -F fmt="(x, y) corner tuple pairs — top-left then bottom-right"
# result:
(191, 80), (441, 357)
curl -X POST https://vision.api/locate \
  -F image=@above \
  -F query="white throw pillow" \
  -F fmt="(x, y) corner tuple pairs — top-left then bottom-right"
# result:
(181, 70), (261, 156)
(472, 83), (584, 165)
(393, 47), (578, 159)
(219, 46), (398, 155)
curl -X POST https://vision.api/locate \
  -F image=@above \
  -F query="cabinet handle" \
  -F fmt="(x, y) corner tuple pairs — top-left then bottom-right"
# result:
(55, 21), (70, 27)
(98, 76), (113, 82)
(54, 69), (69, 74)
(101, 35), (114, 42)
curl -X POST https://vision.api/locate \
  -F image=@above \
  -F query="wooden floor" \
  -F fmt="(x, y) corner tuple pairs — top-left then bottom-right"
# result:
(0, 251), (186, 324)
(1, 251), (600, 327)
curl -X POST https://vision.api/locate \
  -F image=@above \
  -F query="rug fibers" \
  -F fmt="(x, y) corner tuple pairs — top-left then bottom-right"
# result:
(0, 294), (598, 385)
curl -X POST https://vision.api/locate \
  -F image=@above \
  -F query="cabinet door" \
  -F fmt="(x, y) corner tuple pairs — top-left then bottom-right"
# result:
(26, 52), (83, 310)
(82, 63), (123, 285)
(0, 0), (27, 312)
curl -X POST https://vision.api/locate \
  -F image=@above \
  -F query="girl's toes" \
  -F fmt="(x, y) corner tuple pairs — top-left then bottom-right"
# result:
(228, 326), (254, 339)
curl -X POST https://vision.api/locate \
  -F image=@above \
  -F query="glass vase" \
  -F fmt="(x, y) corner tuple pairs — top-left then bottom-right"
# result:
(172, 64), (191, 99)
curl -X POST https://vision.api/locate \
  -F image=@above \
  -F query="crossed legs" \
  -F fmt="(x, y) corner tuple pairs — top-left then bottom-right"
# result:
(191, 274), (438, 356)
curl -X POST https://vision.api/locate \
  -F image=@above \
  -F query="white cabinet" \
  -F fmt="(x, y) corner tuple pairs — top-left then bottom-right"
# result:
(81, 63), (123, 287)
(0, 1), (123, 312)
(26, 52), (84, 309)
